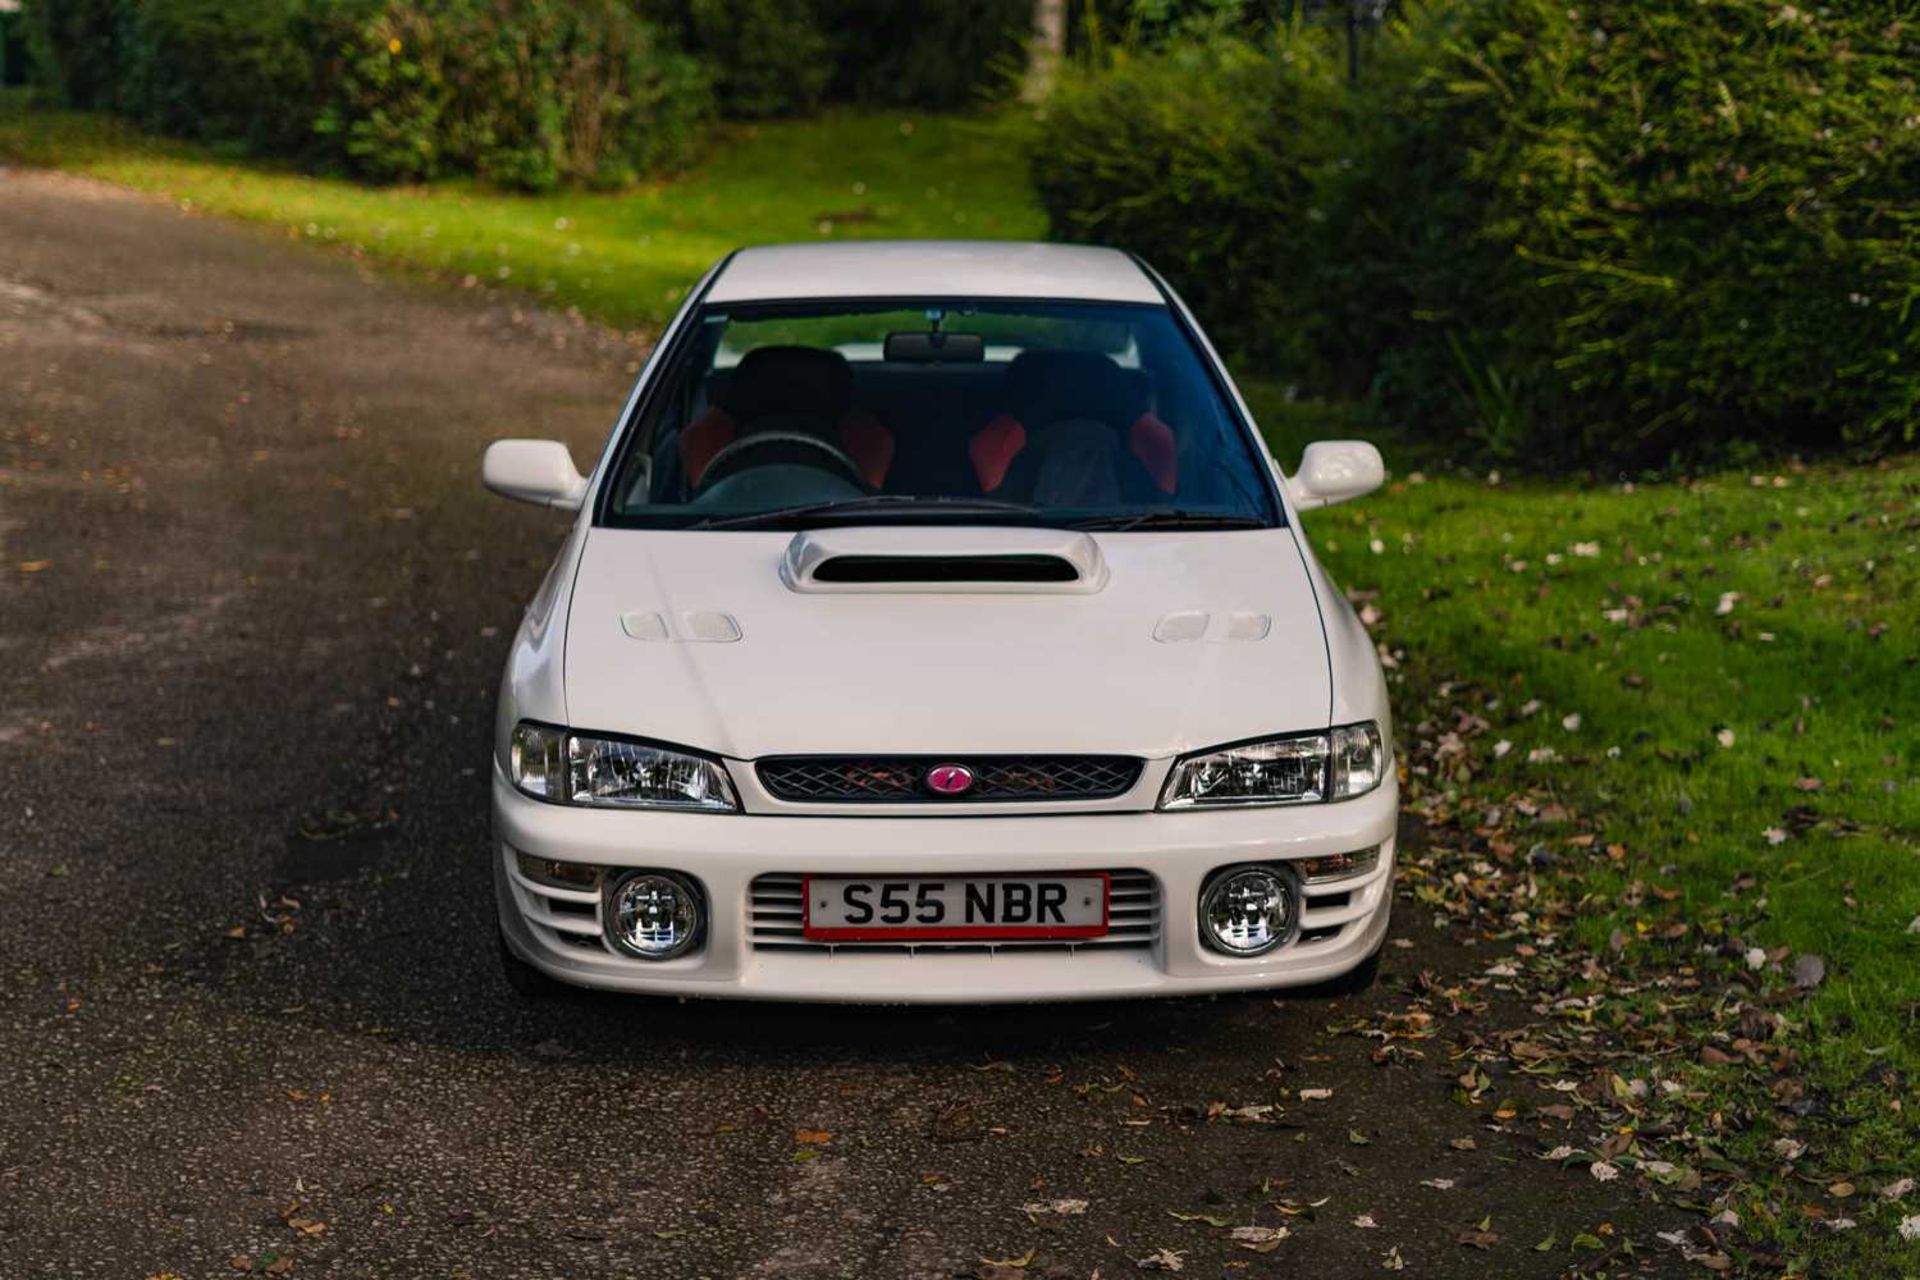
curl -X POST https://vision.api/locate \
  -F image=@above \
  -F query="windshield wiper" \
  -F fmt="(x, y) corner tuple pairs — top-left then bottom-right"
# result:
(1071, 510), (1269, 532)
(691, 494), (1045, 530)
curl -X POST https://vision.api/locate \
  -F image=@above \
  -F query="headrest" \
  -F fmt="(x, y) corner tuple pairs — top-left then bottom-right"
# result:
(1003, 350), (1149, 430)
(724, 345), (852, 423)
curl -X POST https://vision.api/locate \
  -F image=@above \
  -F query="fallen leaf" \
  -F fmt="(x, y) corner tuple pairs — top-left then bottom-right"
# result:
(1457, 1229), (1499, 1250)
(1450, 1137), (1477, 1151)
(1348, 1130), (1372, 1146)
(1590, 1162), (1620, 1182)
(16, 560), (50, 573)
(1381, 1245), (1406, 1270)
(1420, 1178), (1455, 1191)
(1024, 1199), (1088, 1216)
(1135, 1247), (1185, 1271)
(1298, 1088), (1333, 1101)
(1229, 1225), (1288, 1252)
(979, 1248), (1035, 1269)
(1353, 1213), (1379, 1228)
(1166, 1210), (1228, 1227)
(793, 1128), (834, 1145)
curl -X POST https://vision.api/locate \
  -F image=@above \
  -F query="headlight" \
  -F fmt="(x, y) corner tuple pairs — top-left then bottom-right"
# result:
(1159, 722), (1386, 809)
(510, 722), (738, 812)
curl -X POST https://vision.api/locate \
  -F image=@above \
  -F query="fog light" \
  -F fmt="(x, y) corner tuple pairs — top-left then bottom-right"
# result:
(1199, 866), (1296, 957)
(605, 872), (703, 961)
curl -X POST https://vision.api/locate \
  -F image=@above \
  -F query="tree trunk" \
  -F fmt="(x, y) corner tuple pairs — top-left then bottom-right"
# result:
(1022, 0), (1067, 103)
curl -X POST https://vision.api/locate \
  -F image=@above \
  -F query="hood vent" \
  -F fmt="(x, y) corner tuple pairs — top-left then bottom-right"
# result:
(812, 553), (1080, 585)
(782, 527), (1109, 594)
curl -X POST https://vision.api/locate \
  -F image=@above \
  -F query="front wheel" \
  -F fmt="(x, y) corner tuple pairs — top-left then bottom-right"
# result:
(1313, 945), (1382, 997)
(498, 926), (567, 998)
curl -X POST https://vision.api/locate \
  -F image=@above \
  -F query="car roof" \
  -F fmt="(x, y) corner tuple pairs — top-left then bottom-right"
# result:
(704, 241), (1165, 306)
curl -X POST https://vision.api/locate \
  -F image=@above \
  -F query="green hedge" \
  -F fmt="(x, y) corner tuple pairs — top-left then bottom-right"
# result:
(1033, 35), (1340, 378)
(21, 0), (710, 191)
(675, 0), (830, 118)
(309, 0), (709, 188)
(646, 0), (1034, 117)
(821, 0), (1033, 110)
(1034, 0), (1920, 466)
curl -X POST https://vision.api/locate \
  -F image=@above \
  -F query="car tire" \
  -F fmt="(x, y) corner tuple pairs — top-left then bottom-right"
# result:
(1315, 945), (1382, 997)
(498, 927), (567, 998)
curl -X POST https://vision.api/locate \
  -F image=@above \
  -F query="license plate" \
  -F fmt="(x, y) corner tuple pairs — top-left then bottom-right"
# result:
(802, 874), (1109, 941)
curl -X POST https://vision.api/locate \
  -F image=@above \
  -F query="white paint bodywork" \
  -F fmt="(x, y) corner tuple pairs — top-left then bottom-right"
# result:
(706, 241), (1165, 305)
(490, 241), (1396, 1002)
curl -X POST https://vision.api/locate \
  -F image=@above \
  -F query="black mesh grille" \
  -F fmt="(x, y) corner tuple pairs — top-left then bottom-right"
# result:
(757, 755), (1143, 804)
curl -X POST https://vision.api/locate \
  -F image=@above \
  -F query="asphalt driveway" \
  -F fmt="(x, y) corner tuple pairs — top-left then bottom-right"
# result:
(0, 168), (1691, 1279)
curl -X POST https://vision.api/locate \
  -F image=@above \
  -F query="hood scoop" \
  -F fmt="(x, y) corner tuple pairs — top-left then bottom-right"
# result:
(781, 527), (1109, 595)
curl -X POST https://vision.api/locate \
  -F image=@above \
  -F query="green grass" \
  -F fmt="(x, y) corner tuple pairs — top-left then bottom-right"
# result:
(0, 90), (1043, 330)
(1263, 397), (1918, 1269)
(7, 88), (1914, 1268)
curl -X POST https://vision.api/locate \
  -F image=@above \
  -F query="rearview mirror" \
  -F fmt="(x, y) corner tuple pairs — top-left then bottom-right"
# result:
(883, 331), (985, 363)
(1289, 440), (1384, 511)
(483, 439), (588, 511)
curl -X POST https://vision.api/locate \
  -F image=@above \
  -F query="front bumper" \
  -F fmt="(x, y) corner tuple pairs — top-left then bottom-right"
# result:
(492, 766), (1397, 1003)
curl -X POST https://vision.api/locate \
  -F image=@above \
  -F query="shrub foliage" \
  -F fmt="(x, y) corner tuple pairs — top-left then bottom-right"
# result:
(1035, 1), (1920, 465)
(24, 0), (1038, 182)
(22, 0), (709, 190)
(309, 0), (709, 188)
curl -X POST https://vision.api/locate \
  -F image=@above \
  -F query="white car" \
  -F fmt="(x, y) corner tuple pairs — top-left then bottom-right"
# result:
(483, 241), (1393, 1003)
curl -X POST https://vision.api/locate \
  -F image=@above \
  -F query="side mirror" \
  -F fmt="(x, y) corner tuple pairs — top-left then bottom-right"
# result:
(1289, 440), (1384, 511)
(483, 439), (587, 511)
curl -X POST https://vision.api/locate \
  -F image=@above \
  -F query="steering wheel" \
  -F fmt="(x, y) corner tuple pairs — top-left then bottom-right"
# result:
(697, 430), (867, 492)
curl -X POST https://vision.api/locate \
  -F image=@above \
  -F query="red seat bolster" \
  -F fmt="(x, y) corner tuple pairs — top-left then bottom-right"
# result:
(1129, 413), (1178, 493)
(679, 407), (736, 486)
(837, 413), (895, 488)
(969, 414), (1027, 493)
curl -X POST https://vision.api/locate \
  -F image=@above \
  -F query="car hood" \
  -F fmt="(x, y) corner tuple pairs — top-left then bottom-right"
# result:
(562, 526), (1331, 759)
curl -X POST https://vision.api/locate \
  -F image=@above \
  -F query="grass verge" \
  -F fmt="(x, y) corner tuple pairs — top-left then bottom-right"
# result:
(0, 90), (1042, 331)
(1283, 432), (1917, 1274)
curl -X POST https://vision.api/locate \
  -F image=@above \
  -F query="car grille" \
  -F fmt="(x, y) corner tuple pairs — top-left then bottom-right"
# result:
(756, 755), (1143, 804)
(748, 871), (1161, 953)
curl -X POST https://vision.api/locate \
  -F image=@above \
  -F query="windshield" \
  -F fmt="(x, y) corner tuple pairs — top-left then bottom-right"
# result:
(599, 299), (1279, 530)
